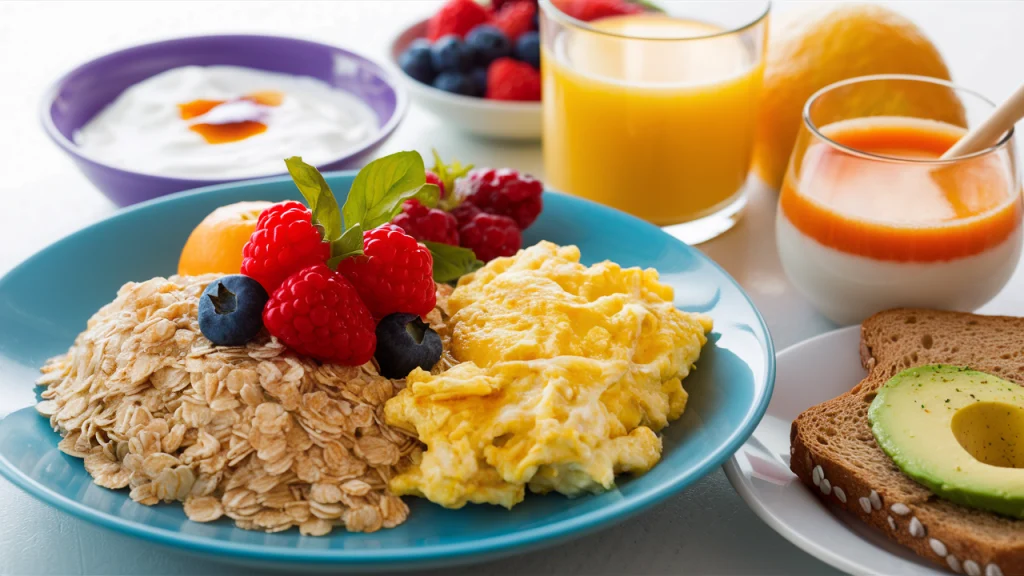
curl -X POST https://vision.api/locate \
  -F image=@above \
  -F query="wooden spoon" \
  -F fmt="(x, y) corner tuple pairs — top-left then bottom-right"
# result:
(941, 83), (1024, 159)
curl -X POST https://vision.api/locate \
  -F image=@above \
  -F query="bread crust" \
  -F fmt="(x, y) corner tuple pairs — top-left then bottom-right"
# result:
(790, 309), (1024, 575)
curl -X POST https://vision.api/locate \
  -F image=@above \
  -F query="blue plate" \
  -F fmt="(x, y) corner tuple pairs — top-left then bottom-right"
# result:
(0, 173), (774, 571)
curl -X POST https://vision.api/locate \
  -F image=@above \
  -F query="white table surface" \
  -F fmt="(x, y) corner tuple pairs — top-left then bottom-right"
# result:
(1, 1), (1022, 574)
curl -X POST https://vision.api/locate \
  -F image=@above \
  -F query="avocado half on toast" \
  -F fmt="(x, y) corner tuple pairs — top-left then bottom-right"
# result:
(791, 309), (1024, 575)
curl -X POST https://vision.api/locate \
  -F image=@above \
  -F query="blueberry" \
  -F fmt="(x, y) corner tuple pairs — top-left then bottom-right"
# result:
(374, 313), (443, 379)
(470, 67), (489, 97)
(465, 25), (511, 67)
(515, 31), (541, 69)
(430, 35), (474, 73)
(399, 38), (436, 84)
(198, 275), (268, 346)
(433, 71), (477, 96)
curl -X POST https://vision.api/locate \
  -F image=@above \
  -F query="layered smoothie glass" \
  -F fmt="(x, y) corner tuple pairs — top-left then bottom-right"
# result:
(778, 75), (1022, 324)
(539, 1), (769, 243)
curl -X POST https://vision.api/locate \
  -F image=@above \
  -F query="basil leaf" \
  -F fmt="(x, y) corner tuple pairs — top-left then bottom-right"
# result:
(423, 241), (484, 283)
(285, 157), (342, 241)
(327, 223), (363, 268)
(343, 151), (428, 231)
(413, 183), (441, 210)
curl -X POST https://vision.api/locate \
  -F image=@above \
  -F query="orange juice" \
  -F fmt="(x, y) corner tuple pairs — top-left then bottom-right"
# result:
(780, 116), (1021, 262)
(542, 13), (765, 226)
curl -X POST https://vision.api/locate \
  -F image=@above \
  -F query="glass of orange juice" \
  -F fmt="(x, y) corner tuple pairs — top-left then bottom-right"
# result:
(778, 75), (1021, 324)
(539, 0), (769, 243)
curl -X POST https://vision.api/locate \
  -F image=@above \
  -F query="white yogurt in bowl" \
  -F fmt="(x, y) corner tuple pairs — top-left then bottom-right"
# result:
(73, 66), (380, 179)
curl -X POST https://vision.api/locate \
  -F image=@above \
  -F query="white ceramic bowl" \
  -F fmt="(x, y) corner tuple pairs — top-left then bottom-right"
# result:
(390, 19), (542, 141)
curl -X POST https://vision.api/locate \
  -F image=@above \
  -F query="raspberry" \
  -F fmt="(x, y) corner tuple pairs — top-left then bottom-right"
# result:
(492, 1), (536, 41)
(492, 0), (536, 11)
(459, 212), (522, 262)
(337, 224), (437, 318)
(552, 0), (643, 21)
(263, 264), (376, 366)
(486, 57), (541, 101)
(425, 170), (446, 199)
(450, 201), (482, 227)
(427, 0), (492, 40)
(240, 201), (330, 292)
(392, 199), (460, 245)
(459, 168), (543, 229)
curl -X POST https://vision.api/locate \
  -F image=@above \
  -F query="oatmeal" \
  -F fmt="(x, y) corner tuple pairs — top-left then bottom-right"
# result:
(36, 275), (452, 535)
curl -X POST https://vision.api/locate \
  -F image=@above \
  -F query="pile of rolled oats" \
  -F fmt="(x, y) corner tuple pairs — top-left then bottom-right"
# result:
(36, 275), (452, 535)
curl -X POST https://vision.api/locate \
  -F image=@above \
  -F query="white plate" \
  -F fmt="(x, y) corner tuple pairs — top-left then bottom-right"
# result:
(723, 326), (947, 576)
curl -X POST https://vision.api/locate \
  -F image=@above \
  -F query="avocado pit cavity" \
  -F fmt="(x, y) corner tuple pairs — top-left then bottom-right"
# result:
(952, 401), (1024, 469)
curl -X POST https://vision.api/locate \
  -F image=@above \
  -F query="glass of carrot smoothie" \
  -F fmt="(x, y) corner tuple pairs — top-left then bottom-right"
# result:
(778, 75), (1022, 325)
(539, 1), (769, 243)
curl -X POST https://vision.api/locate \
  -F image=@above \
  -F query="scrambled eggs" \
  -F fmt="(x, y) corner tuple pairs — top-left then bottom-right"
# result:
(384, 242), (712, 509)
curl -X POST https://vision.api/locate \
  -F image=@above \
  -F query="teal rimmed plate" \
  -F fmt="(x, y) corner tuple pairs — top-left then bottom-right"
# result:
(0, 173), (774, 571)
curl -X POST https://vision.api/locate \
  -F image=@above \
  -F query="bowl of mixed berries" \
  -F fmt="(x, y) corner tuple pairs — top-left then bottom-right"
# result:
(391, 0), (543, 140)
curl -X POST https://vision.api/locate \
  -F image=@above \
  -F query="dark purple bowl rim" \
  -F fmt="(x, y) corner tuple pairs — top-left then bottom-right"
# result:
(39, 33), (408, 185)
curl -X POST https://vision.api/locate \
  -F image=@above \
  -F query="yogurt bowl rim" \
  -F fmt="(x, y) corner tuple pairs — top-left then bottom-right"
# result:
(40, 33), (409, 184)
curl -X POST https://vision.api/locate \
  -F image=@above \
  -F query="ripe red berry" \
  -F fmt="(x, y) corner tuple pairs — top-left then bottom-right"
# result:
(486, 57), (541, 101)
(552, 0), (643, 22)
(427, 0), (493, 40)
(459, 168), (543, 229)
(263, 264), (377, 366)
(492, 0), (536, 11)
(337, 224), (437, 318)
(492, 1), (536, 41)
(240, 201), (330, 293)
(450, 201), (482, 228)
(425, 170), (446, 199)
(459, 212), (522, 262)
(392, 199), (460, 246)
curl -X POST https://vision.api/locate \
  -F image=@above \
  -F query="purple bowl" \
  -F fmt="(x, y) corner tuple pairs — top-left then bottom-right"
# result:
(41, 34), (407, 206)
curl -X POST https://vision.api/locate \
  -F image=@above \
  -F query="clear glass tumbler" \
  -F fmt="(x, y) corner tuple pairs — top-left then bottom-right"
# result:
(539, 0), (769, 243)
(777, 75), (1022, 325)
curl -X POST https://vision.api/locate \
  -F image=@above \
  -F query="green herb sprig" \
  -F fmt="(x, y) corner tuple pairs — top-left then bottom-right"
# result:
(283, 152), (482, 282)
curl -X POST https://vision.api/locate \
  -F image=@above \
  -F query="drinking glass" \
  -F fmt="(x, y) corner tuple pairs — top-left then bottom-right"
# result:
(539, 0), (769, 243)
(778, 75), (1021, 324)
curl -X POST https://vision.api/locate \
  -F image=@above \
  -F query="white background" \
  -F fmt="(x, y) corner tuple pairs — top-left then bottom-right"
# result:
(0, 1), (1022, 574)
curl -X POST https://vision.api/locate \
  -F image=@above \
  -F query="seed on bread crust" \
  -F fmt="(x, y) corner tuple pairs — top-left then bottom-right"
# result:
(820, 479), (831, 495)
(909, 517), (925, 538)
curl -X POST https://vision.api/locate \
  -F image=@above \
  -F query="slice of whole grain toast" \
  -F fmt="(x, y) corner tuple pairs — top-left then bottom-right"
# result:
(790, 309), (1024, 575)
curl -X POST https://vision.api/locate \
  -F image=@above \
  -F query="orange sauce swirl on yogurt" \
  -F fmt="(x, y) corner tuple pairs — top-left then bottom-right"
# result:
(178, 90), (284, 144)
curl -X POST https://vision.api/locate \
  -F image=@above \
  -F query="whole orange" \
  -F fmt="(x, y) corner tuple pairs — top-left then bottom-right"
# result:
(178, 201), (273, 276)
(753, 4), (962, 189)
